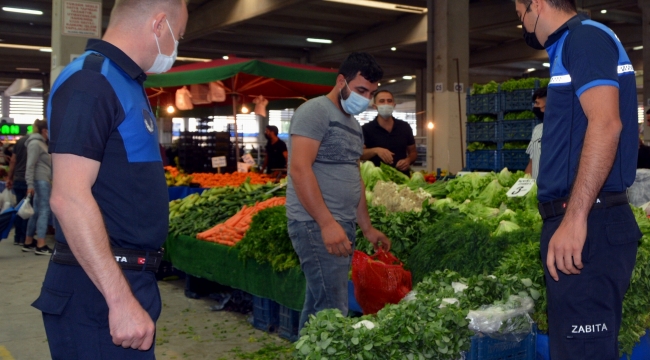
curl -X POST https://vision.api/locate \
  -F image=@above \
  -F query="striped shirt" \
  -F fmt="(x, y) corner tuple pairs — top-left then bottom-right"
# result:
(526, 123), (543, 180)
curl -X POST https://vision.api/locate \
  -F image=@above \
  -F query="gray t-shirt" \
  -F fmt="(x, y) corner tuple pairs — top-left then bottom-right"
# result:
(286, 96), (364, 222)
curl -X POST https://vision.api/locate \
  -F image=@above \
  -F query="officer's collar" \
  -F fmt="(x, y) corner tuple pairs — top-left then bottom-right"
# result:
(544, 13), (589, 48)
(85, 39), (147, 84)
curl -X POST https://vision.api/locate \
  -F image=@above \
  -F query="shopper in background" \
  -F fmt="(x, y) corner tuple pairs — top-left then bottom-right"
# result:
(262, 125), (287, 174)
(524, 87), (546, 180)
(6, 130), (29, 246)
(638, 109), (650, 169)
(22, 120), (52, 255)
(515, 0), (640, 358)
(361, 90), (416, 175)
(31, 0), (188, 358)
(287, 52), (391, 330)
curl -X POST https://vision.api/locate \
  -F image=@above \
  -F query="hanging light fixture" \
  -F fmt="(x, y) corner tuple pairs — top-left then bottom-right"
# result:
(166, 105), (175, 114)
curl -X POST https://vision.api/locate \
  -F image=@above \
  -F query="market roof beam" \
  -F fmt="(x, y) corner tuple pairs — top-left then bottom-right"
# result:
(309, 13), (427, 64)
(183, 0), (317, 42)
(179, 39), (307, 59)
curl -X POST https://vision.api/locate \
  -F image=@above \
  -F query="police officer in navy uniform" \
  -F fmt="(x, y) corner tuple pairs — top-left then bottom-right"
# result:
(515, 1), (641, 359)
(31, 0), (188, 358)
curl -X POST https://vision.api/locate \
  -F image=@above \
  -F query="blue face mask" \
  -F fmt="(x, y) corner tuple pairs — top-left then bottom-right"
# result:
(340, 80), (370, 115)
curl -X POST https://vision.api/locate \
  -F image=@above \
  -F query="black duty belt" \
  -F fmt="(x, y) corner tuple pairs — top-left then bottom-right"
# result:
(538, 192), (629, 220)
(51, 242), (164, 272)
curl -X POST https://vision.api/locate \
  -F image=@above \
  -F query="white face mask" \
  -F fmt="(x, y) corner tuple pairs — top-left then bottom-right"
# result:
(147, 18), (178, 74)
(377, 105), (394, 118)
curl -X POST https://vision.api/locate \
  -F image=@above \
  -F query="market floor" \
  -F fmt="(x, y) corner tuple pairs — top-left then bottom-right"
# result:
(0, 231), (293, 360)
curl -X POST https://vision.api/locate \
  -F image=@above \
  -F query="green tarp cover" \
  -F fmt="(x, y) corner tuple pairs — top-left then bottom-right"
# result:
(145, 58), (337, 88)
(164, 235), (306, 311)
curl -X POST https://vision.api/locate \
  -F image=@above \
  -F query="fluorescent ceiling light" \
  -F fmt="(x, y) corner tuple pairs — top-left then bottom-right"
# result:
(223, 55), (229, 60)
(403, 75), (413, 80)
(307, 38), (332, 44)
(633, 46), (644, 51)
(601, 9), (607, 14)
(0, 43), (50, 51)
(517, 25), (522, 29)
(391, 47), (397, 51)
(527, 68), (536, 72)
(324, 0), (427, 14)
(30, 88), (43, 92)
(16, 67), (40, 71)
(388, 79), (397, 83)
(2, 7), (43, 15)
(378, 83), (381, 86)
(39, 48), (52, 52)
(175, 56), (210, 62)
(542, 63), (550, 68)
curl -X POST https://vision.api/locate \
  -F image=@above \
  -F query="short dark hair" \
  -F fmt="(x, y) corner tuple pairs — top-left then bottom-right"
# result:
(532, 87), (547, 101)
(516, 0), (576, 13)
(373, 90), (394, 102)
(266, 125), (279, 136)
(33, 119), (48, 134)
(646, 108), (650, 115)
(338, 52), (383, 84)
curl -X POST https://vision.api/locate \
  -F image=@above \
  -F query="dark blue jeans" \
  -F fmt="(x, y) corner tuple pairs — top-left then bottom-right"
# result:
(541, 204), (640, 360)
(288, 219), (356, 331)
(13, 180), (27, 244)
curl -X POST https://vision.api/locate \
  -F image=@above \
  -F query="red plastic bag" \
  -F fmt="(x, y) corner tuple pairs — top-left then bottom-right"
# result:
(351, 249), (412, 315)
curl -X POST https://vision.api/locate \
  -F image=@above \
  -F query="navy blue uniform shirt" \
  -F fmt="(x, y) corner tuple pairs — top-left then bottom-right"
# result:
(537, 15), (638, 202)
(47, 39), (169, 251)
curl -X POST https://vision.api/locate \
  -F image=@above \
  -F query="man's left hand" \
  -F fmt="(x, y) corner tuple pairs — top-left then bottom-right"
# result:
(546, 217), (587, 281)
(395, 159), (410, 171)
(364, 227), (391, 252)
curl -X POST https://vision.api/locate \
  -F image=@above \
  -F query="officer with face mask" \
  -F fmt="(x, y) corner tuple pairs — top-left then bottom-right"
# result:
(515, 1), (640, 359)
(31, 0), (188, 358)
(525, 87), (546, 180)
(360, 90), (417, 175)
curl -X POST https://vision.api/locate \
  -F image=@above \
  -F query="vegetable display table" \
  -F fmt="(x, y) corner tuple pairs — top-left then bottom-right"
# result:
(163, 235), (306, 311)
(168, 187), (208, 201)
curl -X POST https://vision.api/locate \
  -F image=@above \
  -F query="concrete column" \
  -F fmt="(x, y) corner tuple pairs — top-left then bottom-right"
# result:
(642, 1), (650, 142)
(51, 0), (103, 85)
(428, 0), (469, 174)
(1, 95), (9, 119)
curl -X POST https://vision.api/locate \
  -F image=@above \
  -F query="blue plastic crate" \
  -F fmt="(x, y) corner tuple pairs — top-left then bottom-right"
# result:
(501, 89), (535, 112)
(252, 296), (280, 333)
(467, 93), (499, 115)
(536, 330), (650, 360)
(468, 329), (536, 360)
(278, 305), (300, 342)
(501, 149), (529, 171)
(499, 120), (541, 142)
(467, 122), (499, 142)
(466, 150), (499, 172)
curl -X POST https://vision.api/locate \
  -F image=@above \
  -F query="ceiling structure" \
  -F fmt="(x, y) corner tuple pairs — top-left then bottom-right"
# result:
(0, 0), (644, 99)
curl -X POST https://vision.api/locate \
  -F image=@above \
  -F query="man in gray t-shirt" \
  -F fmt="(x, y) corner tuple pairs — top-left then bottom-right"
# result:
(287, 52), (391, 329)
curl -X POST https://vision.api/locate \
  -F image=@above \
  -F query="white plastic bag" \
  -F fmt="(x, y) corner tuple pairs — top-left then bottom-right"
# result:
(175, 86), (194, 110)
(208, 81), (226, 102)
(466, 295), (535, 341)
(0, 188), (16, 207)
(17, 197), (34, 219)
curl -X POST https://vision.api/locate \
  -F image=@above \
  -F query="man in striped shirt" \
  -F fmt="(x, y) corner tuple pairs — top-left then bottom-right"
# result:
(525, 87), (547, 180)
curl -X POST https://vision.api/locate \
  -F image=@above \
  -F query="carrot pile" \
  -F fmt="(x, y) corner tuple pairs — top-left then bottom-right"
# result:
(196, 197), (286, 246)
(191, 172), (275, 188)
(164, 166), (180, 177)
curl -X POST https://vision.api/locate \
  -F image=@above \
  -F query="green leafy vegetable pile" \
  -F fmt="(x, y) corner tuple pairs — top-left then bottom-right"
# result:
(467, 114), (497, 123)
(466, 142), (497, 152)
(502, 142), (530, 150)
(236, 206), (299, 272)
(470, 80), (499, 95)
(504, 111), (536, 120)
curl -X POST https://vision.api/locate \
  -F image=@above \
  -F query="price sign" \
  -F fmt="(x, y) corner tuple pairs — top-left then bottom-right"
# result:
(242, 153), (255, 165)
(237, 162), (251, 173)
(211, 156), (226, 168)
(506, 178), (535, 198)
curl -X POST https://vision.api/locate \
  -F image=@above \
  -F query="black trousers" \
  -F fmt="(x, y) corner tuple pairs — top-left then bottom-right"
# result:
(541, 204), (640, 360)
